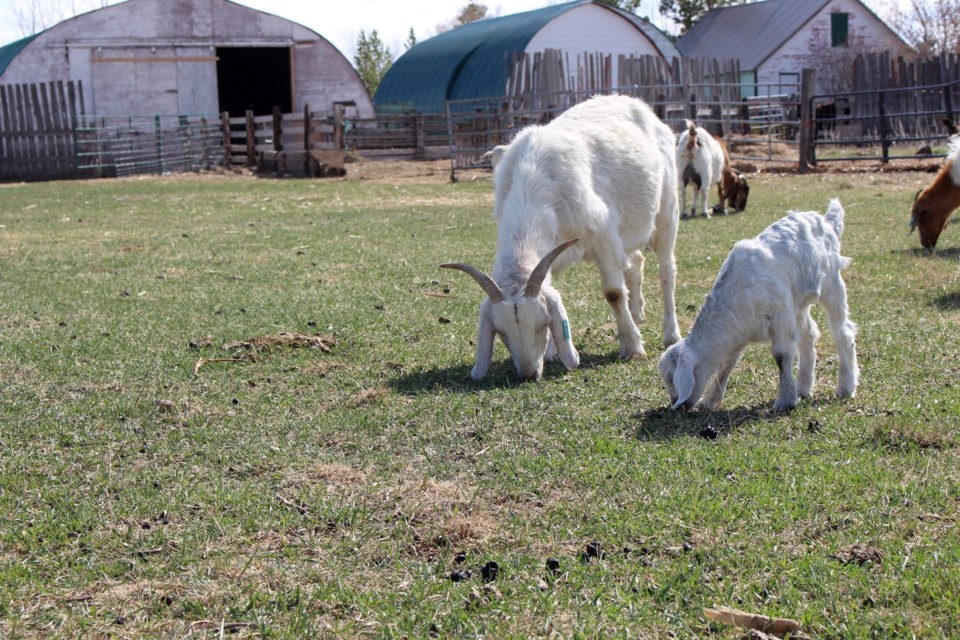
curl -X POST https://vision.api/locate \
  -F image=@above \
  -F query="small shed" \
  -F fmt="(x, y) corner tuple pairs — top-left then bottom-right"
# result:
(0, 0), (374, 119)
(374, 0), (680, 113)
(675, 0), (914, 95)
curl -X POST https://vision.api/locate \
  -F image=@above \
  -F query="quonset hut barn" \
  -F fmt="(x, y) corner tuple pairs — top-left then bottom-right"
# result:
(0, 0), (373, 118)
(374, 0), (680, 113)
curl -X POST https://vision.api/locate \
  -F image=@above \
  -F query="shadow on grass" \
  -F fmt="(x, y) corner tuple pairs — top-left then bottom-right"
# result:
(895, 246), (960, 261)
(388, 350), (622, 396)
(628, 391), (856, 441)
(629, 404), (779, 441)
(933, 290), (960, 311)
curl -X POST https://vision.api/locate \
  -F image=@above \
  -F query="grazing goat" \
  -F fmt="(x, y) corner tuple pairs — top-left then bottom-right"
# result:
(909, 136), (960, 249)
(677, 121), (743, 218)
(442, 94), (682, 381)
(716, 138), (750, 214)
(658, 199), (858, 412)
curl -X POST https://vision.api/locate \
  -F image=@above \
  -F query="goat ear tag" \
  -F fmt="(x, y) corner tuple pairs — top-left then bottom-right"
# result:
(562, 319), (570, 342)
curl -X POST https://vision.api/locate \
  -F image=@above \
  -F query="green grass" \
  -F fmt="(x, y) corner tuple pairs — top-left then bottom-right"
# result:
(1, 167), (958, 638)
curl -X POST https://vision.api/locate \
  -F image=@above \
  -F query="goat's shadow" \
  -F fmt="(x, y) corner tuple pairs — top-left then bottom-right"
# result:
(894, 246), (960, 261)
(387, 350), (623, 396)
(629, 395), (849, 442)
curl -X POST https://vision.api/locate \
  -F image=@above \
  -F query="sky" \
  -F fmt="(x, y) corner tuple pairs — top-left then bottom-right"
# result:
(0, 0), (668, 61)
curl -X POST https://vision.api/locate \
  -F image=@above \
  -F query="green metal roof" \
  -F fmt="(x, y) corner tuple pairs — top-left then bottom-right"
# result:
(0, 33), (41, 79)
(374, 0), (588, 112)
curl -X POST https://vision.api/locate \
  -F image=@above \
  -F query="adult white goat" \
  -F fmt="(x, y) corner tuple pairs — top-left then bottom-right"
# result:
(658, 199), (859, 411)
(442, 94), (682, 381)
(676, 120), (725, 218)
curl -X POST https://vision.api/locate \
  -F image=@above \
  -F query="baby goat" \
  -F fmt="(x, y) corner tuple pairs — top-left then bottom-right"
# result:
(659, 199), (858, 412)
(442, 95), (682, 381)
(909, 136), (960, 249)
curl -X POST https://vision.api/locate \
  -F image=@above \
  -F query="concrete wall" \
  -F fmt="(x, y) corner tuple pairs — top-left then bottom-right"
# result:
(1, 0), (373, 118)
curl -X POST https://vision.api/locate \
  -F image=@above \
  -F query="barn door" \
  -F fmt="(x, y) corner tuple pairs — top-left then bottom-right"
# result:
(216, 47), (292, 117)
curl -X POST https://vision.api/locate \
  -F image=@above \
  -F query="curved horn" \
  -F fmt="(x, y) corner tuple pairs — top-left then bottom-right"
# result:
(440, 263), (504, 302)
(524, 237), (580, 298)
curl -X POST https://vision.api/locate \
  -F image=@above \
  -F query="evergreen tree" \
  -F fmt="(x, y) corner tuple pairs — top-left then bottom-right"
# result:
(404, 27), (417, 51)
(354, 29), (394, 96)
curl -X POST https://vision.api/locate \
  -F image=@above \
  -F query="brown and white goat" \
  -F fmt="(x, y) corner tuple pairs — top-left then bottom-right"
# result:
(716, 138), (749, 214)
(910, 137), (960, 249)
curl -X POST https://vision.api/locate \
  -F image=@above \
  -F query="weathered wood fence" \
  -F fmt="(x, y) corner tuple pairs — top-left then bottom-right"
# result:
(0, 81), (84, 181)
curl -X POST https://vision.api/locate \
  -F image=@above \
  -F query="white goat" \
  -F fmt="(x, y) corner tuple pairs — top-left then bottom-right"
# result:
(676, 120), (725, 218)
(658, 199), (859, 411)
(442, 94), (682, 381)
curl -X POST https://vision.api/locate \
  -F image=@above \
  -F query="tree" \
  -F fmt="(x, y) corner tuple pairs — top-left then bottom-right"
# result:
(456, 2), (488, 25)
(354, 30), (394, 97)
(404, 27), (417, 51)
(884, 0), (960, 56)
(657, 0), (749, 34)
(435, 2), (489, 34)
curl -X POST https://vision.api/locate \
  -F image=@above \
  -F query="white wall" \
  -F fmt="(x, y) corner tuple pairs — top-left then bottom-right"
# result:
(757, 0), (913, 94)
(526, 4), (665, 88)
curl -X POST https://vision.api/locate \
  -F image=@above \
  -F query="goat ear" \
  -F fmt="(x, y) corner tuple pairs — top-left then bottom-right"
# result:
(546, 290), (579, 371)
(671, 353), (696, 410)
(470, 300), (496, 380)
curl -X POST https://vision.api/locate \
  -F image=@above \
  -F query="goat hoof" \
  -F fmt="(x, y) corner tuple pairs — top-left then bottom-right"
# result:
(620, 345), (646, 360)
(773, 399), (797, 413)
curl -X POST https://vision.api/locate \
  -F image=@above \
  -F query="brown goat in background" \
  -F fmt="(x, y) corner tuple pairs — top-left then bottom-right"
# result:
(910, 125), (960, 249)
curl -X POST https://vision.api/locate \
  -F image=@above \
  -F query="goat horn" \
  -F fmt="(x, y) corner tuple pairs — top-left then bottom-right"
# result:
(524, 238), (580, 298)
(440, 263), (504, 302)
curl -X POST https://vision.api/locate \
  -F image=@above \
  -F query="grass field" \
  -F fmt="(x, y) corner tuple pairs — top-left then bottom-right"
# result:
(1, 162), (958, 639)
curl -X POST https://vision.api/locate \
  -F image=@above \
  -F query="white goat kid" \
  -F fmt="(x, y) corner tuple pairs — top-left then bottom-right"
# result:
(658, 199), (859, 411)
(676, 120), (725, 218)
(442, 94), (682, 381)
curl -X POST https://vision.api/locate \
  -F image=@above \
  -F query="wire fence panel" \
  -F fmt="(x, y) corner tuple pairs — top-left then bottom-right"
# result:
(74, 114), (223, 179)
(446, 84), (802, 181)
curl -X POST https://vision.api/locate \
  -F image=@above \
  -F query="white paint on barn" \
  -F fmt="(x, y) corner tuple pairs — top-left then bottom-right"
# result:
(526, 3), (667, 78)
(757, 0), (913, 93)
(0, 0), (373, 118)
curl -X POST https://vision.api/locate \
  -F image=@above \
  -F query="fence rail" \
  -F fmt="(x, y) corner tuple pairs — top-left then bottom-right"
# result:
(74, 114), (222, 178)
(4, 56), (960, 183)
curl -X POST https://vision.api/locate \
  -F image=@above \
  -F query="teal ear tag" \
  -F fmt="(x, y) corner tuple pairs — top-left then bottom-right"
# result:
(562, 319), (570, 341)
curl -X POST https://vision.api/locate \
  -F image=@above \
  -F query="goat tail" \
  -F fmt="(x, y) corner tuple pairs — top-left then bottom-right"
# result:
(825, 198), (845, 238)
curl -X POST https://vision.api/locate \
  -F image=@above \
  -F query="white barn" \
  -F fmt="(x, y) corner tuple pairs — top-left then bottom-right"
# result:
(0, 0), (374, 118)
(676, 0), (914, 95)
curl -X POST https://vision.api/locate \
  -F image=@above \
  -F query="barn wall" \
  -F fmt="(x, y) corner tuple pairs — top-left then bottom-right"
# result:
(526, 4), (664, 85)
(757, 0), (914, 94)
(0, 0), (373, 118)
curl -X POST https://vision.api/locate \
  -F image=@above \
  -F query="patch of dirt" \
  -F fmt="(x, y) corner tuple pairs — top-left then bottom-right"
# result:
(831, 543), (884, 565)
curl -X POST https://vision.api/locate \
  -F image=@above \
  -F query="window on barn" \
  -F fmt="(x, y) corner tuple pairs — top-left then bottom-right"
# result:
(831, 12), (849, 47)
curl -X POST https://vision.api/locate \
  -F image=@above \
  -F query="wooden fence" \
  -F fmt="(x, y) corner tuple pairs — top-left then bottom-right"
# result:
(0, 81), (84, 181)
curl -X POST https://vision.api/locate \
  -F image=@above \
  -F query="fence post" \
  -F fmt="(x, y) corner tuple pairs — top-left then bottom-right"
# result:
(303, 103), (311, 175)
(878, 90), (889, 164)
(155, 115), (163, 174)
(333, 103), (344, 150)
(688, 93), (697, 120)
(799, 68), (815, 173)
(416, 113), (426, 159)
(221, 111), (231, 168)
(245, 110), (255, 167)
(272, 106), (282, 152)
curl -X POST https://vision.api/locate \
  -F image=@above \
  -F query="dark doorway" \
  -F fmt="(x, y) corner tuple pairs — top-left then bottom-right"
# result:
(216, 47), (292, 117)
